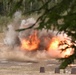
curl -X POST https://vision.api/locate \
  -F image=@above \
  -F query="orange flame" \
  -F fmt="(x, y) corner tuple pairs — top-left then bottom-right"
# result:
(47, 36), (74, 58)
(61, 48), (74, 58)
(20, 30), (74, 58)
(21, 31), (40, 51)
(48, 37), (60, 50)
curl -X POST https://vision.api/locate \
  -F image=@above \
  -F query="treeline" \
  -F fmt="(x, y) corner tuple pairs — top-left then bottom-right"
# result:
(0, 0), (58, 16)
(0, 0), (41, 16)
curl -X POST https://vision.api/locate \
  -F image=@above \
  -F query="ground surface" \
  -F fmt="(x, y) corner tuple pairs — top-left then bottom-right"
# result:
(0, 33), (74, 75)
(0, 59), (72, 75)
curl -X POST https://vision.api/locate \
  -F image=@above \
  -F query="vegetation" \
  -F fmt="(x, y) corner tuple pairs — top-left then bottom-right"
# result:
(0, 0), (76, 69)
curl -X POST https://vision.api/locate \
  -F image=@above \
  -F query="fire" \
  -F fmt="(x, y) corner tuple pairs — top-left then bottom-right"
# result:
(48, 37), (60, 50)
(20, 31), (40, 51)
(62, 48), (74, 58)
(47, 36), (74, 58)
(20, 29), (74, 58)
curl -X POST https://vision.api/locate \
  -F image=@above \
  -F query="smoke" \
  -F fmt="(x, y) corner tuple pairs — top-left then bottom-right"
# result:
(4, 24), (20, 47)
(19, 17), (36, 41)
(1, 12), (50, 61)
(4, 11), (22, 47)
(1, 12), (73, 61)
(0, 45), (49, 61)
(13, 11), (22, 22)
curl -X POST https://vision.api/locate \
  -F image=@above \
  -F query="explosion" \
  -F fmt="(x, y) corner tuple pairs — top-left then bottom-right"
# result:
(61, 48), (74, 58)
(20, 31), (40, 51)
(20, 29), (74, 58)
(4, 17), (75, 59)
(47, 37), (60, 50)
(47, 34), (74, 58)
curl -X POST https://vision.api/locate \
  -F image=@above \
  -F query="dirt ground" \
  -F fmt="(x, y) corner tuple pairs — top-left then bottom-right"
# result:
(0, 59), (73, 75)
(0, 33), (74, 75)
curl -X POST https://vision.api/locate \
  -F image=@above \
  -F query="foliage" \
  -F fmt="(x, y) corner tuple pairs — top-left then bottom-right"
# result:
(36, 0), (76, 69)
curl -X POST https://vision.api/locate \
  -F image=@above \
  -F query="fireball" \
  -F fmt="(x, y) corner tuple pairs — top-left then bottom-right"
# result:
(48, 37), (60, 50)
(20, 31), (40, 51)
(47, 36), (74, 58)
(20, 28), (74, 58)
(61, 48), (74, 58)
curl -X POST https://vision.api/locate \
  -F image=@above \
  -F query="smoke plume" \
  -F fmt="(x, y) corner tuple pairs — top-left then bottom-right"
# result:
(0, 11), (74, 61)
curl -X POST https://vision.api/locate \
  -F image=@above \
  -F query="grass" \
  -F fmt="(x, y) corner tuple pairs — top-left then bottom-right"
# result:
(0, 16), (13, 32)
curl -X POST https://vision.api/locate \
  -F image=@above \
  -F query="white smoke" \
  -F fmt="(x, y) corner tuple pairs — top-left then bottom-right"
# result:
(20, 17), (36, 29)
(1, 14), (73, 61)
(4, 11), (22, 47)
(19, 17), (36, 41)
(2, 16), (50, 61)
(13, 11), (22, 22)
(4, 24), (19, 47)
(4, 14), (37, 47)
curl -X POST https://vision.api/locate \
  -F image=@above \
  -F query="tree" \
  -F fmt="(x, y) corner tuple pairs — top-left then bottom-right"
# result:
(34, 0), (76, 69)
